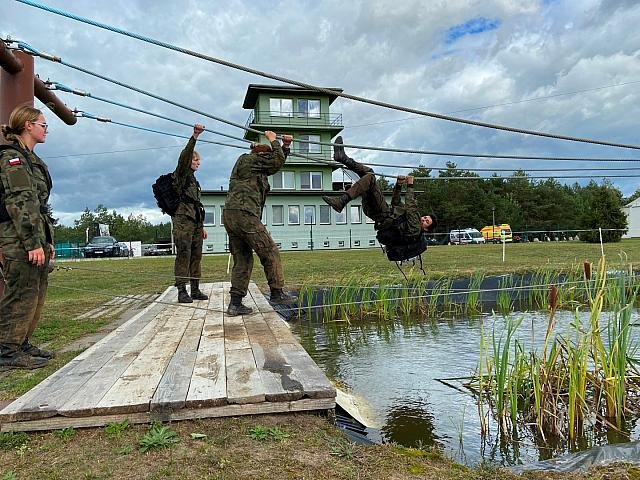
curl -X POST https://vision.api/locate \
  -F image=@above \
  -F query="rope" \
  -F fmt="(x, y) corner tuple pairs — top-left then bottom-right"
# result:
(17, 42), (640, 163)
(14, 0), (640, 150)
(48, 81), (251, 145)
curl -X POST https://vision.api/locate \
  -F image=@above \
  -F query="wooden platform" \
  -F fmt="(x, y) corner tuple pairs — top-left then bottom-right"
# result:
(0, 282), (335, 432)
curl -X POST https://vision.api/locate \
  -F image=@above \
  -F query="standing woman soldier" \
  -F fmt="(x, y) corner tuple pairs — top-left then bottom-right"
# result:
(173, 123), (209, 303)
(0, 105), (55, 369)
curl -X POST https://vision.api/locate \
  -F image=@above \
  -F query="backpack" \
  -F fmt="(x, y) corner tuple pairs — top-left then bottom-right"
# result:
(152, 173), (181, 216)
(378, 231), (429, 262)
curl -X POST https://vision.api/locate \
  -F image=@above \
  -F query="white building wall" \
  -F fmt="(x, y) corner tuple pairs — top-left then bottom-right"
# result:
(622, 198), (640, 238)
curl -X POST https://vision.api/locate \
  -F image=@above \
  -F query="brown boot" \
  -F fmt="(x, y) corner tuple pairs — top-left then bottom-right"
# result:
(21, 341), (55, 359)
(269, 289), (296, 304)
(322, 193), (351, 213)
(333, 136), (372, 176)
(190, 280), (208, 300)
(0, 351), (49, 370)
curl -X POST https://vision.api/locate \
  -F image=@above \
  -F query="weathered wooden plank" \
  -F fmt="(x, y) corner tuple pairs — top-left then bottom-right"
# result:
(0, 289), (173, 422)
(57, 304), (179, 417)
(0, 397), (335, 432)
(225, 348), (265, 404)
(247, 284), (298, 344)
(185, 284), (226, 408)
(93, 304), (194, 415)
(279, 344), (336, 399)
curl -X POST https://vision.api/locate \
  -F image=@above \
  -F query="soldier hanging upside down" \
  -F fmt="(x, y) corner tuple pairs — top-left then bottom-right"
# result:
(322, 136), (437, 261)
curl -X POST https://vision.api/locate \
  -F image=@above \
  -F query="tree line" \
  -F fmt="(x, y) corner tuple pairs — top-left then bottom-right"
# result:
(392, 163), (634, 243)
(54, 205), (171, 244)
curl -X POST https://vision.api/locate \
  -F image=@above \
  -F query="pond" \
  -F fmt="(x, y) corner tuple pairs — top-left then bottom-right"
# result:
(291, 308), (640, 467)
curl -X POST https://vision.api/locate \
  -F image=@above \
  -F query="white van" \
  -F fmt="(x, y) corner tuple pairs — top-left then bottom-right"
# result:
(449, 228), (486, 245)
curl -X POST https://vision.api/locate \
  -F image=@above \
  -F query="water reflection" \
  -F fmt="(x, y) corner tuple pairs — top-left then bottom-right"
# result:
(292, 309), (640, 466)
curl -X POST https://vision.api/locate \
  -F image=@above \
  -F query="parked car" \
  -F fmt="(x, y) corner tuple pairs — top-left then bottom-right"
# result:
(84, 236), (123, 258)
(118, 242), (131, 257)
(143, 245), (172, 256)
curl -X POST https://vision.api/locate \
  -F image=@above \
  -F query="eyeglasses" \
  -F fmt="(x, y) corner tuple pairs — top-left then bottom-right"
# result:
(30, 121), (48, 130)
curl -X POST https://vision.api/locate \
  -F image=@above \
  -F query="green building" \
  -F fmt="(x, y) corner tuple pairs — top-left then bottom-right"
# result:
(200, 84), (383, 253)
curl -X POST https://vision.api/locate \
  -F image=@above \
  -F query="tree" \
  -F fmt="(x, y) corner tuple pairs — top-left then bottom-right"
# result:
(578, 182), (627, 243)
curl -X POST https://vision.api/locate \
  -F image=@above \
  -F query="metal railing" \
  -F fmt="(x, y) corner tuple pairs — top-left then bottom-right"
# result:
(246, 110), (343, 127)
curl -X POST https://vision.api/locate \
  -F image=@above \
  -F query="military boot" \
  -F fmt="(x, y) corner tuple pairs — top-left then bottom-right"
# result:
(322, 193), (351, 213)
(227, 294), (253, 316)
(177, 285), (193, 303)
(21, 341), (55, 359)
(333, 136), (372, 176)
(0, 351), (49, 370)
(190, 280), (208, 300)
(269, 289), (296, 304)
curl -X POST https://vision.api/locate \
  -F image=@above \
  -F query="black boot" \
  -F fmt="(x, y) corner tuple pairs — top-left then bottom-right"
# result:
(177, 285), (193, 303)
(269, 289), (296, 304)
(0, 350), (49, 370)
(21, 341), (55, 359)
(322, 193), (351, 213)
(226, 294), (253, 316)
(190, 280), (208, 300)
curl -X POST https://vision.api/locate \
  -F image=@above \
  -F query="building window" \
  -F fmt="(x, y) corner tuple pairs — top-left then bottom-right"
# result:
(296, 134), (321, 154)
(271, 171), (295, 189)
(369, 239), (376, 246)
(319, 205), (331, 225)
(338, 240), (345, 247)
(261, 208), (266, 224)
(220, 207), (224, 225)
(354, 240), (360, 247)
(288, 205), (300, 225)
(304, 205), (316, 225)
(291, 241), (298, 249)
(297, 99), (320, 118)
(204, 209), (215, 226)
(350, 205), (362, 224)
(300, 171), (322, 190)
(336, 210), (347, 224)
(323, 240), (330, 247)
(269, 98), (292, 117)
(276, 242), (281, 249)
(365, 214), (375, 224)
(272, 205), (284, 225)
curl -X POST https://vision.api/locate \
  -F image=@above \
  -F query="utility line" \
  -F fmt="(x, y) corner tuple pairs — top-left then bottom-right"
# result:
(366, 162), (640, 173)
(15, 42), (640, 163)
(47, 81), (251, 145)
(46, 145), (184, 159)
(345, 79), (640, 129)
(14, 0), (640, 150)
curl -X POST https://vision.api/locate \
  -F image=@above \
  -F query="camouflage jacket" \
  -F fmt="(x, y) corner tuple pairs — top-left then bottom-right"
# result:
(0, 143), (54, 253)
(224, 141), (289, 217)
(173, 137), (202, 223)
(378, 183), (422, 239)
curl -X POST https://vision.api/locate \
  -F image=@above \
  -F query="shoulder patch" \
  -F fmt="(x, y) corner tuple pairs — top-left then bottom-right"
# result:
(8, 158), (21, 165)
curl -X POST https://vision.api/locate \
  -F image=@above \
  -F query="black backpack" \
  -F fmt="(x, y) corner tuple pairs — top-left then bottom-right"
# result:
(377, 230), (429, 262)
(152, 173), (181, 216)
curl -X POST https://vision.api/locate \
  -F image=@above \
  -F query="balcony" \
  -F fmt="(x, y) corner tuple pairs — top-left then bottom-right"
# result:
(246, 110), (343, 128)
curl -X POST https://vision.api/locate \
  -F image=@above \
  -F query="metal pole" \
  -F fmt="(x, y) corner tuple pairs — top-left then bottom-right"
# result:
(0, 50), (33, 126)
(492, 207), (495, 244)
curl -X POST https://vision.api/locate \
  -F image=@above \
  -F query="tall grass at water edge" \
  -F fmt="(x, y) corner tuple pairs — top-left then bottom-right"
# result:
(470, 258), (640, 443)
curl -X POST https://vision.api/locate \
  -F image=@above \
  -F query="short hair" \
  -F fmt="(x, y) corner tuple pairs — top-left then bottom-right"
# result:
(1, 104), (42, 144)
(251, 143), (272, 154)
(192, 150), (200, 162)
(426, 212), (438, 231)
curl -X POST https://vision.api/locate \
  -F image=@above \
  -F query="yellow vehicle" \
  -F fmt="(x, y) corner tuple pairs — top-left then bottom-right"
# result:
(480, 224), (513, 243)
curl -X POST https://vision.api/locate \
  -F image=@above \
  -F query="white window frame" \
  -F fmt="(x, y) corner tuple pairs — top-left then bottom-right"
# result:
(272, 205), (284, 225)
(203, 208), (215, 226)
(288, 205), (300, 225)
(296, 134), (321, 154)
(271, 171), (295, 189)
(297, 99), (321, 118)
(269, 98), (293, 117)
(350, 205), (362, 224)
(304, 205), (316, 225)
(319, 205), (331, 225)
(300, 171), (323, 190)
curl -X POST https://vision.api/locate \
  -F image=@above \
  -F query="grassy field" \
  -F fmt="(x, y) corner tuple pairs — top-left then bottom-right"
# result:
(1, 239), (639, 479)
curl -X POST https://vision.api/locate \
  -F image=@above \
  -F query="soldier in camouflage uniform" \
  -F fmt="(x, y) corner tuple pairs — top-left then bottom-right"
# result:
(173, 124), (209, 303)
(223, 131), (294, 316)
(0, 105), (55, 370)
(322, 136), (436, 236)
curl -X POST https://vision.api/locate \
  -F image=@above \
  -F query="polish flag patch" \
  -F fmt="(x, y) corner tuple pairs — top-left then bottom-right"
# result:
(8, 158), (21, 166)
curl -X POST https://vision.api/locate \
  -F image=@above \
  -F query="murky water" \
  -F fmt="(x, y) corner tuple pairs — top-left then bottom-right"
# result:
(292, 309), (640, 467)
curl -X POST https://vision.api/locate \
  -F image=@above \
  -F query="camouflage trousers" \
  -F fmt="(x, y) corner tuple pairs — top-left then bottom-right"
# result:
(173, 214), (203, 287)
(223, 209), (284, 298)
(0, 254), (49, 355)
(347, 172), (389, 223)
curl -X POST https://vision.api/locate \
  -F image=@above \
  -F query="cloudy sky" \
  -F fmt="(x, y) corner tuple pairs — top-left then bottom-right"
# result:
(3, 0), (639, 225)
